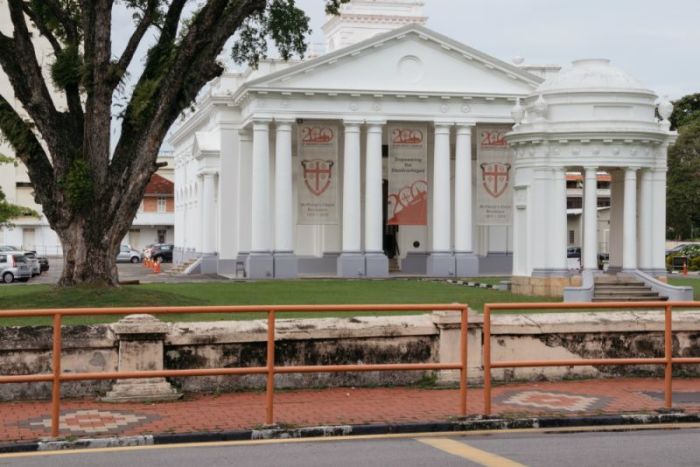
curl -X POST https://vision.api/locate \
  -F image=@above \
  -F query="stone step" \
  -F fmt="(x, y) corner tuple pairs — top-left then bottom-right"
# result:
(594, 280), (646, 286)
(593, 287), (655, 295)
(592, 296), (668, 302)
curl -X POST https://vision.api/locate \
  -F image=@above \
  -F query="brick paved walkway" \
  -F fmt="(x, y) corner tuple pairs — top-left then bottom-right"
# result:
(1, 378), (699, 443)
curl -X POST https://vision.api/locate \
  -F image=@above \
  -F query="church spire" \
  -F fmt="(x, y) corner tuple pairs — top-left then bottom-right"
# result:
(322, 0), (427, 53)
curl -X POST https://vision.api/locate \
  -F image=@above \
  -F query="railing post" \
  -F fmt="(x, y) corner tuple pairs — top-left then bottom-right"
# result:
(664, 304), (673, 409)
(51, 313), (62, 438)
(483, 305), (492, 416)
(459, 306), (468, 416)
(266, 309), (276, 425)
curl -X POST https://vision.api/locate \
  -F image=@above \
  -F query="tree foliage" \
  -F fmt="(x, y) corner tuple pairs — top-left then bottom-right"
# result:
(0, 0), (349, 286)
(667, 120), (700, 240)
(670, 93), (700, 130)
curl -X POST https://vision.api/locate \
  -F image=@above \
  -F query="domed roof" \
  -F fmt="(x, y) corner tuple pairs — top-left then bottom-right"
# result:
(536, 58), (649, 94)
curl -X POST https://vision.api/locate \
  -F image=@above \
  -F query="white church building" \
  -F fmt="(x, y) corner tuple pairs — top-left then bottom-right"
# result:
(170, 0), (690, 299)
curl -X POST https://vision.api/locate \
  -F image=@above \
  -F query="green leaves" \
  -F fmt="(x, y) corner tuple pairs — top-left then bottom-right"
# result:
(667, 120), (700, 240)
(671, 94), (700, 131)
(231, 0), (348, 67)
(50, 44), (84, 89)
(62, 158), (94, 212)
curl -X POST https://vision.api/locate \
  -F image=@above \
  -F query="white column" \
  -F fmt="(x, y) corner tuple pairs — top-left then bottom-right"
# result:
(274, 119), (294, 253)
(650, 167), (668, 273)
(236, 130), (253, 256)
(342, 121), (362, 252)
(200, 172), (216, 254)
(432, 123), (452, 252)
(454, 124), (473, 253)
(622, 167), (638, 270)
(250, 118), (272, 253)
(338, 119), (365, 277)
(638, 169), (653, 270)
(583, 166), (598, 270)
(550, 167), (568, 272)
(364, 120), (384, 254)
(427, 122), (454, 277)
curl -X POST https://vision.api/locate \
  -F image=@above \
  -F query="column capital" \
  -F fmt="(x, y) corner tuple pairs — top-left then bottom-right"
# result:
(365, 118), (386, 128)
(433, 119), (454, 130)
(455, 123), (474, 135)
(274, 115), (296, 125)
(343, 117), (364, 127)
(252, 116), (273, 124)
(238, 128), (252, 140)
(197, 169), (218, 178)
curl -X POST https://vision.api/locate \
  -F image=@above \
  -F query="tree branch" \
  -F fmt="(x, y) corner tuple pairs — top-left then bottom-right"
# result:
(113, 0), (160, 85)
(20, 3), (63, 55)
(0, 95), (59, 225)
(1, 1), (64, 153)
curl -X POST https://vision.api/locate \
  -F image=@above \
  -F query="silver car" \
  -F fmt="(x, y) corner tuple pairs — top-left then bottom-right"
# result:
(0, 246), (39, 276)
(117, 245), (142, 263)
(0, 252), (32, 283)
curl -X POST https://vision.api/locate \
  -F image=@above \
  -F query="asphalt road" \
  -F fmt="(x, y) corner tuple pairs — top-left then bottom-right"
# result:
(1, 427), (699, 467)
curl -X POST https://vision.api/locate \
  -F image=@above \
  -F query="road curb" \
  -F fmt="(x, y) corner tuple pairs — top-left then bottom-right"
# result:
(1, 412), (698, 454)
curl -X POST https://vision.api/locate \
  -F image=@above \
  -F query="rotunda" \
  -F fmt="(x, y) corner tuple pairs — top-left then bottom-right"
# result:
(506, 58), (683, 299)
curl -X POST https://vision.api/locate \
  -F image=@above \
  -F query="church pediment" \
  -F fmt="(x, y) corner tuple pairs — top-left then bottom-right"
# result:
(243, 25), (542, 98)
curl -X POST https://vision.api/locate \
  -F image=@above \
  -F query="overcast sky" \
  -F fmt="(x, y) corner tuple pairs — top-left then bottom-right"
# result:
(112, 0), (699, 99)
(288, 0), (699, 99)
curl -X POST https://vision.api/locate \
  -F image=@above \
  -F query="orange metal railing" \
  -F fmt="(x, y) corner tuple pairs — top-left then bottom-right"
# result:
(482, 301), (700, 415)
(0, 304), (469, 437)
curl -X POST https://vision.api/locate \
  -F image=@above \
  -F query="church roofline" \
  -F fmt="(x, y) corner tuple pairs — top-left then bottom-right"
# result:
(233, 24), (544, 102)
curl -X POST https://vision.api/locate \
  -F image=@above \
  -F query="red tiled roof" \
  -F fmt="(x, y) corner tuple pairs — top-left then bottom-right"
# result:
(144, 173), (174, 196)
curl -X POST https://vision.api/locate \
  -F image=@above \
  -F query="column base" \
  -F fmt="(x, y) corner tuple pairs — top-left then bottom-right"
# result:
(246, 252), (274, 279)
(273, 251), (298, 278)
(454, 252), (479, 277)
(102, 378), (181, 403)
(337, 252), (366, 277)
(427, 252), (455, 277)
(365, 252), (389, 277)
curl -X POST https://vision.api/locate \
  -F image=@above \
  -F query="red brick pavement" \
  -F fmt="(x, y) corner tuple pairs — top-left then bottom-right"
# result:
(1, 378), (699, 443)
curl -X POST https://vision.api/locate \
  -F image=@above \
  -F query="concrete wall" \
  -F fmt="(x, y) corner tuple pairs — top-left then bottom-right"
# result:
(0, 310), (698, 401)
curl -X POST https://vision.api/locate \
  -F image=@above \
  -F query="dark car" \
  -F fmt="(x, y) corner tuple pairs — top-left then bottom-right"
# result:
(150, 243), (174, 263)
(38, 256), (49, 272)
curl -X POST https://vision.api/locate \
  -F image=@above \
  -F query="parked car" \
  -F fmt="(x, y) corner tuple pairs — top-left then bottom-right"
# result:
(150, 243), (174, 263)
(0, 246), (40, 276)
(38, 256), (49, 272)
(567, 247), (581, 258)
(0, 252), (32, 283)
(116, 245), (142, 263)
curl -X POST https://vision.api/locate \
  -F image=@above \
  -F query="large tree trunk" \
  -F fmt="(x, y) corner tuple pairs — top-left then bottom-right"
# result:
(57, 219), (122, 287)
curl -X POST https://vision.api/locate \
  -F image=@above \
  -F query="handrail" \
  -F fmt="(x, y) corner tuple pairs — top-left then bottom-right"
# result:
(0, 303), (469, 438)
(482, 301), (700, 415)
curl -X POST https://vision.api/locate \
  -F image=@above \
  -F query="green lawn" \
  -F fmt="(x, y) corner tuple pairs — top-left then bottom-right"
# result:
(667, 277), (700, 299)
(0, 279), (556, 326)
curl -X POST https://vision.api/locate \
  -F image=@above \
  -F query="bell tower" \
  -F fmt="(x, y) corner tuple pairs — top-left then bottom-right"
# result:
(323, 0), (427, 52)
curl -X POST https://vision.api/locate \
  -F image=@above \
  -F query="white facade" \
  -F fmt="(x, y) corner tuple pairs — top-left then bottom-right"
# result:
(171, 1), (676, 284)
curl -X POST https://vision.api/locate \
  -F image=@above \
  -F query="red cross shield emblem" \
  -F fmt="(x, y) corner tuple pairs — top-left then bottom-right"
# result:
(480, 162), (511, 198)
(301, 159), (334, 196)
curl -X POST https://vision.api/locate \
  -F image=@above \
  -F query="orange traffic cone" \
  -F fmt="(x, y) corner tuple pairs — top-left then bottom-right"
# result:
(154, 261), (161, 274)
(682, 259), (688, 276)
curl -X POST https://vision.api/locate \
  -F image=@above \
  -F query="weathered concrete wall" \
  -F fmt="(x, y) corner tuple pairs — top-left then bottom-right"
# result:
(1, 310), (699, 401)
(0, 325), (117, 401)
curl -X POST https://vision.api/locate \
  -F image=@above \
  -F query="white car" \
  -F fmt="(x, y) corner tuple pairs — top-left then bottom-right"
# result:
(117, 245), (142, 263)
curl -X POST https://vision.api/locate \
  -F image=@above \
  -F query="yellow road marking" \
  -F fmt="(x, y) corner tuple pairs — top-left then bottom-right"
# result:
(417, 437), (526, 467)
(0, 423), (698, 459)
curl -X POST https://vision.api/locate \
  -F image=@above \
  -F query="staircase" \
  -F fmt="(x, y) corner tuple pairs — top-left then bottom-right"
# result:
(167, 259), (198, 276)
(592, 275), (667, 302)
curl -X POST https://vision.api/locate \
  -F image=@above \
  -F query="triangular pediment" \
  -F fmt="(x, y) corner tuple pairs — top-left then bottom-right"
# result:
(243, 25), (542, 97)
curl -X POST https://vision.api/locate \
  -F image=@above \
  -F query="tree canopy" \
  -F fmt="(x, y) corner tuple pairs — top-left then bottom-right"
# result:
(0, 0), (348, 285)
(667, 119), (700, 240)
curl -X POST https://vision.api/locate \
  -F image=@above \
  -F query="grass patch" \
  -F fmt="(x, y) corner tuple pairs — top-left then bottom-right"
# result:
(668, 277), (700, 300)
(0, 279), (555, 326)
